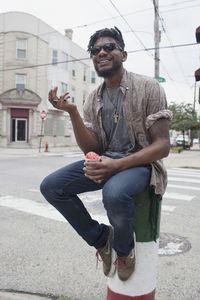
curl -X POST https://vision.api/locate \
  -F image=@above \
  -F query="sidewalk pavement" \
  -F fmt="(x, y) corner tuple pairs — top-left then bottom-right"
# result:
(0, 145), (80, 156)
(0, 290), (57, 300)
(0, 145), (200, 169)
(163, 146), (200, 169)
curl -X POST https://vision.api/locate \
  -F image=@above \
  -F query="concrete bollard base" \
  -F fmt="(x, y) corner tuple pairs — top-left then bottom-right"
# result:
(107, 188), (162, 300)
(107, 241), (158, 300)
(107, 287), (156, 300)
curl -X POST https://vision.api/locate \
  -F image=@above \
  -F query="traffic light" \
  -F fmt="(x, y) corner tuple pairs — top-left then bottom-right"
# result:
(195, 69), (200, 82)
(195, 27), (200, 103)
(196, 26), (200, 43)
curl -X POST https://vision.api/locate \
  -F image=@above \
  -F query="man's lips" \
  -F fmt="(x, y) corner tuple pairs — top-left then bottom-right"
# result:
(97, 58), (112, 66)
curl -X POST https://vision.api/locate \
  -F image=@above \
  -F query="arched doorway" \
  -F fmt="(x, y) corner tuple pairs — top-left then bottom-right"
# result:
(0, 88), (41, 147)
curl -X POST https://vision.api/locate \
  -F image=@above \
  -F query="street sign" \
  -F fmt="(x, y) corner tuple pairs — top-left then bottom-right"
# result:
(40, 110), (47, 120)
(154, 76), (166, 83)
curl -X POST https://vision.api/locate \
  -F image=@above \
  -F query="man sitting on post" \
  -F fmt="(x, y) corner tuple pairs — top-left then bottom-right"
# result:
(40, 27), (172, 281)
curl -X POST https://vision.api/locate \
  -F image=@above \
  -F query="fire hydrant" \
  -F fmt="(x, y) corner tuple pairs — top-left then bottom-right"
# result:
(44, 141), (49, 152)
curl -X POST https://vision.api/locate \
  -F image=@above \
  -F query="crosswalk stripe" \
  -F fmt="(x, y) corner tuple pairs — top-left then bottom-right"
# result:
(170, 168), (200, 173)
(168, 171), (200, 178)
(0, 195), (177, 221)
(167, 184), (200, 191)
(164, 192), (194, 201)
(162, 205), (176, 212)
(168, 176), (200, 184)
(0, 195), (109, 224)
(0, 195), (66, 222)
(28, 188), (40, 192)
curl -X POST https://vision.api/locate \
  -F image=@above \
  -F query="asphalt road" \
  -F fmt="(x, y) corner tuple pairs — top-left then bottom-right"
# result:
(0, 152), (200, 300)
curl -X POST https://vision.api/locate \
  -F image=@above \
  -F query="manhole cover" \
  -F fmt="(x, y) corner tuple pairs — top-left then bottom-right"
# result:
(159, 232), (191, 256)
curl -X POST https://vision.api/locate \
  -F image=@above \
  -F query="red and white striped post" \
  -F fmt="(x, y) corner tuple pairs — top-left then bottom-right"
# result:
(107, 188), (162, 300)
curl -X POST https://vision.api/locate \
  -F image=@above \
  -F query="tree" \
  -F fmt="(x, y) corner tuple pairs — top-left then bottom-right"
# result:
(168, 102), (200, 147)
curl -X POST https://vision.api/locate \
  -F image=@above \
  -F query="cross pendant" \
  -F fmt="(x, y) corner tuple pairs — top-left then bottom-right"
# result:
(113, 111), (119, 123)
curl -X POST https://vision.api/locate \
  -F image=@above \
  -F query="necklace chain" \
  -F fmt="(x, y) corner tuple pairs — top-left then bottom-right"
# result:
(106, 86), (121, 124)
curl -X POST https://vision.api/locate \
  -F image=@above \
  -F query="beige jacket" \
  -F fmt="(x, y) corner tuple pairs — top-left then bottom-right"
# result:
(83, 69), (172, 195)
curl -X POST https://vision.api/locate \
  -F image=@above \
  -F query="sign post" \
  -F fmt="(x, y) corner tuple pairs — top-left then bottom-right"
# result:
(39, 110), (47, 153)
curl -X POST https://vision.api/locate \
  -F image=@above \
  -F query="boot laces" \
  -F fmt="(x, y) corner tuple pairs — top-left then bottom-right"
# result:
(114, 256), (127, 267)
(96, 248), (103, 269)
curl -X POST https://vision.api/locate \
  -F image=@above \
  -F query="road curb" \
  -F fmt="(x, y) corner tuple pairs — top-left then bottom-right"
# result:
(0, 290), (57, 300)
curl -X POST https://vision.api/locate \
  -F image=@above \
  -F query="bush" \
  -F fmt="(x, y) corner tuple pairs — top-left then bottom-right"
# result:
(170, 146), (183, 153)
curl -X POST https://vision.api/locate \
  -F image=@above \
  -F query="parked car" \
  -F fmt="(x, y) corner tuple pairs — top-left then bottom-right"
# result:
(193, 138), (199, 144)
(176, 135), (191, 149)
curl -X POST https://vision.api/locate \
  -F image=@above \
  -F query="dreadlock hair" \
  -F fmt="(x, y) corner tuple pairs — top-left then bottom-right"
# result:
(87, 26), (125, 54)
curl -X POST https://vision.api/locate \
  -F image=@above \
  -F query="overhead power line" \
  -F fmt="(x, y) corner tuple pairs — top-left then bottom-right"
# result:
(108, 0), (186, 84)
(0, 57), (90, 72)
(152, 1), (191, 87)
(128, 41), (198, 53)
(108, 0), (154, 57)
(161, 0), (200, 7)
(0, 42), (198, 72)
(162, 3), (200, 13)
(158, 13), (191, 87)
(72, 2), (200, 29)
(0, 2), (199, 47)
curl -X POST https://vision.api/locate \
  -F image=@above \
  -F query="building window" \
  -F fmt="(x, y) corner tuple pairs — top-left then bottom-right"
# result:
(72, 62), (76, 77)
(52, 50), (58, 65)
(91, 71), (96, 84)
(71, 88), (75, 103)
(56, 119), (65, 136)
(83, 66), (87, 81)
(44, 118), (53, 136)
(61, 52), (68, 70)
(16, 74), (26, 91)
(61, 82), (68, 94)
(16, 39), (27, 59)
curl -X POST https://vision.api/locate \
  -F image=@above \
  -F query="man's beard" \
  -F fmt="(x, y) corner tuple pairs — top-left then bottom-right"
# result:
(94, 61), (122, 78)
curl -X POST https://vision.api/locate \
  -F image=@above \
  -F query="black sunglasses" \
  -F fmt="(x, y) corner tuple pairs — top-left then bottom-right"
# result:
(90, 42), (122, 57)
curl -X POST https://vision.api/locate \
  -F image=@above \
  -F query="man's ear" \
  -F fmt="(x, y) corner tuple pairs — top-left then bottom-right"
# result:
(122, 51), (128, 62)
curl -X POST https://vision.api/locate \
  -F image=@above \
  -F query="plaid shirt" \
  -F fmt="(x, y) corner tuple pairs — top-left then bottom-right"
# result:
(83, 69), (172, 195)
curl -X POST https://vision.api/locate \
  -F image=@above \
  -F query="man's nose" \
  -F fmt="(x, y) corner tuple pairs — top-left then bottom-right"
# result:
(98, 47), (107, 56)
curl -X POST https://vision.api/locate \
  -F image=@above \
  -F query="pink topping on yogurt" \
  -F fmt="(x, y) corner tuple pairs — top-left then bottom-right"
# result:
(85, 152), (100, 160)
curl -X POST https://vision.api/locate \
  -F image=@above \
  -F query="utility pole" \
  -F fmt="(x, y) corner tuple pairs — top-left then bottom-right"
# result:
(153, 0), (160, 78)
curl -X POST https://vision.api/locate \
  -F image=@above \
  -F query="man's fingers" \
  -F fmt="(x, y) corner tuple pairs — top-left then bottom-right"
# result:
(52, 86), (58, 99)
(85, 174), (103, 184)
(63, 92), (70, 98)
(84, 161), (103, 170)
(60, 92), (70, 103)
(48, 89), (54, 100)
(84, 169), (104, 182)
(48, 87), (60, 107)
(53, 86), (58, 94)
(94, 179), (102, 184)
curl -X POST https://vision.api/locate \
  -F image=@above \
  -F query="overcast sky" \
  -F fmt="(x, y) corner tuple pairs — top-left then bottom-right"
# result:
(1, 0), (200, 106)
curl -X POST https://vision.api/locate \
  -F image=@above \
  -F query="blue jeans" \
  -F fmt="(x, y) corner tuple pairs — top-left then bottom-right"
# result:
(40, 156), (151, 257)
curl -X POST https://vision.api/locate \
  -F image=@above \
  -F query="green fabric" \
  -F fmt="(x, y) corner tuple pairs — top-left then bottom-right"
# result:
(133, 187), (162, 242)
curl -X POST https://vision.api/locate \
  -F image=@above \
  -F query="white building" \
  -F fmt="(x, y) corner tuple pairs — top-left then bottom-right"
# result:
(0, 11), (100, 148)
